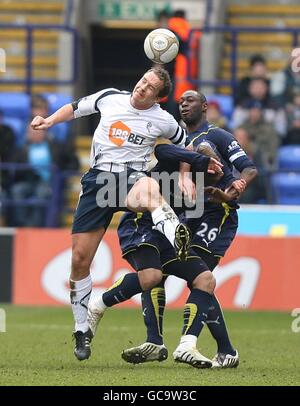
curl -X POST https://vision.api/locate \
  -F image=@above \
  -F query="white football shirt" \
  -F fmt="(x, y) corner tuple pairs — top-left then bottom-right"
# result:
(73, 88), (186, 171)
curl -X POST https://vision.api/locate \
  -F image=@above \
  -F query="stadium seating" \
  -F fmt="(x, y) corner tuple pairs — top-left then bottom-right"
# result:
(277, 145), (300, 170)
(219, 4), (300, 94)
(271, 172), (300, 205)
(43, 93), (73, 142)
(3, 116), (26, 146)
(43, 93), (73, 115)
(0, 1), (66, 93)
(0, 93), (30, 120)
(206, 94), (234, 121)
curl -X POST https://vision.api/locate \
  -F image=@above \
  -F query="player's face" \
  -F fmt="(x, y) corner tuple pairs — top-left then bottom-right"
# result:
(179, 91), (207, 125)
(131, 72), (162, 109)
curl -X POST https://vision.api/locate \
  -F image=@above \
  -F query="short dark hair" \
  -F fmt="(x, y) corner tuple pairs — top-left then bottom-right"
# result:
(147, 66), (172, 98)
(173, 10), (186, 18)
(31, 94), (48, 110)
(250, 54), (266, 67)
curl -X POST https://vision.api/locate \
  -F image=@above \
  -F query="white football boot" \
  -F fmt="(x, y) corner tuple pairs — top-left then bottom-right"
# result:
(173, 346), (212, 369)
(87, 299), (106, 336)
(122, 342), (168, 364)
(212, 350), (239, 368)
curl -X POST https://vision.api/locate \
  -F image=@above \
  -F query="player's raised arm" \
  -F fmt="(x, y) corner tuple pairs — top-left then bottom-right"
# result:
(31, 103), (74, 130)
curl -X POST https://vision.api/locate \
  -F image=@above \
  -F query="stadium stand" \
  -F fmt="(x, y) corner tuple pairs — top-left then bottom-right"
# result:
(42, 93), (73, 142)
(0, 92), (30, 119)
(277, 145), (300, 170)
(2, 116), (26, 146)
(206, 94), (234, 122)
(0, 93), (30, 144)
(271, 172), (300, 205)
(219, 3), (300, 94)
(0, 0), (66, 93)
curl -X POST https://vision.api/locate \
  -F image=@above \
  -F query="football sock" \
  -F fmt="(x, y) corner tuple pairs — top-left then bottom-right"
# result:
(206, 294), (235, 355)
(181, 289), (212, 338)
(178, 334), (197, 349)
(151, 204), (179, 247)
(102, 273), (142, 307)
(142, 276), (167, 345)
(70, 274), (92, 333)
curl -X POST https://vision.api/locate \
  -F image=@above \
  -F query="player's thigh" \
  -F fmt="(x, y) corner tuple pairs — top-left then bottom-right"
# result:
(124, 245), (162, 272)
(126, 175), (160, 212)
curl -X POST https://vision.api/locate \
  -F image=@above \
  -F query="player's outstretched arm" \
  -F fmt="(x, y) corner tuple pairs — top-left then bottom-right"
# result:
(154, 144), (223, 173)
(31, 103), (75, 130)
(225, 168), (257, 196)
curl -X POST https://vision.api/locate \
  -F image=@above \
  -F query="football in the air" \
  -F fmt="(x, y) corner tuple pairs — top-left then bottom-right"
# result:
(144, 28), (179, 64)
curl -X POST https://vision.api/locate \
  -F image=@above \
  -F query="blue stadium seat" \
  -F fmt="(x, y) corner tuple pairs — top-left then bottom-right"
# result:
(0, 93), (30, 120)
(3, 116), (27, 146)
(42, 93), (72, 115)
(271, 172), (300, 205)
(206, 94), (234, 121)
(42, 93), (73, 142)
(49, 122), (70, 143)
(277, 145), (300, 170)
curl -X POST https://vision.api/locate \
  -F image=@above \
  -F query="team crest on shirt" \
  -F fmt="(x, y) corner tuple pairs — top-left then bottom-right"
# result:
(146, 122), (152, 133)
(109, 121), (145, 146)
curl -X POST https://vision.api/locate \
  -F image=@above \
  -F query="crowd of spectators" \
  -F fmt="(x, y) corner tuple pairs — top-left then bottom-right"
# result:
(206, 53), (300, 203)
(0, 94), (79, 227)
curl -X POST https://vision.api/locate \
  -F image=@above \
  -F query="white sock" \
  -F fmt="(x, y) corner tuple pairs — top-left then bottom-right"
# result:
(90, 294), (107, 313)
(178, 334), (197, 350)
(151, 204), (179, 247)
(70, 274), (92, 333)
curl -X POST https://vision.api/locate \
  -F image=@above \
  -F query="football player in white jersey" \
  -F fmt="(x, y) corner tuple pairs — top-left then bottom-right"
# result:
(31, 67), (223, 361)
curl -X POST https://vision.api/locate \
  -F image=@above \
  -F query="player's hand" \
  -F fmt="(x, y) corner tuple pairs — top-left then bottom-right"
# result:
(31, 115), (50, 130)
(207, 157), (224, 175)
(178, 172), (196, 203)
(225, 179), (247, 197)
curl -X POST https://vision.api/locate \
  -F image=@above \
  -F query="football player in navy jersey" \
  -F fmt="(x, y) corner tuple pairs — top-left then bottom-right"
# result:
(120, 91), (257, 368)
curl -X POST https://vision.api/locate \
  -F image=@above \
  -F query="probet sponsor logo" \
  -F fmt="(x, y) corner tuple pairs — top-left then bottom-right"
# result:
(109, 121), (145, 147)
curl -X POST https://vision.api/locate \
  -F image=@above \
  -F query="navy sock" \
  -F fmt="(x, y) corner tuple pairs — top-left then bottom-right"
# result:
(206, 294), (235, 355)
(142, 276), (167, 345)
(102, 273), (142, 307)
(182, 289), (212, 337)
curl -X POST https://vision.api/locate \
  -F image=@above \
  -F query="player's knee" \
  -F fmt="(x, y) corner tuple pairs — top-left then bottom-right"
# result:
(137, 177), (161, 208)
(138, 268), (162, 290)
(192, 271), (216, 294)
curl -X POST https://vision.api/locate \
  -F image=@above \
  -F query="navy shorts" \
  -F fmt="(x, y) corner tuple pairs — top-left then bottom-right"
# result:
(72, 168), (146, 234)
(186, 203), (238, 258)
(124, 245), (208, 286)
(119, 212), (209, 286)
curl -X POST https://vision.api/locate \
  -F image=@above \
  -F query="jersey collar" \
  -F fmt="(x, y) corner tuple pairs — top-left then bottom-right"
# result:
(188, 121), (211, 136)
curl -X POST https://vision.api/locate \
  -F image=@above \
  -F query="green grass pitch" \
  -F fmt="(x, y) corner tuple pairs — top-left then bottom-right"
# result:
(0, 305), (299, 386)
